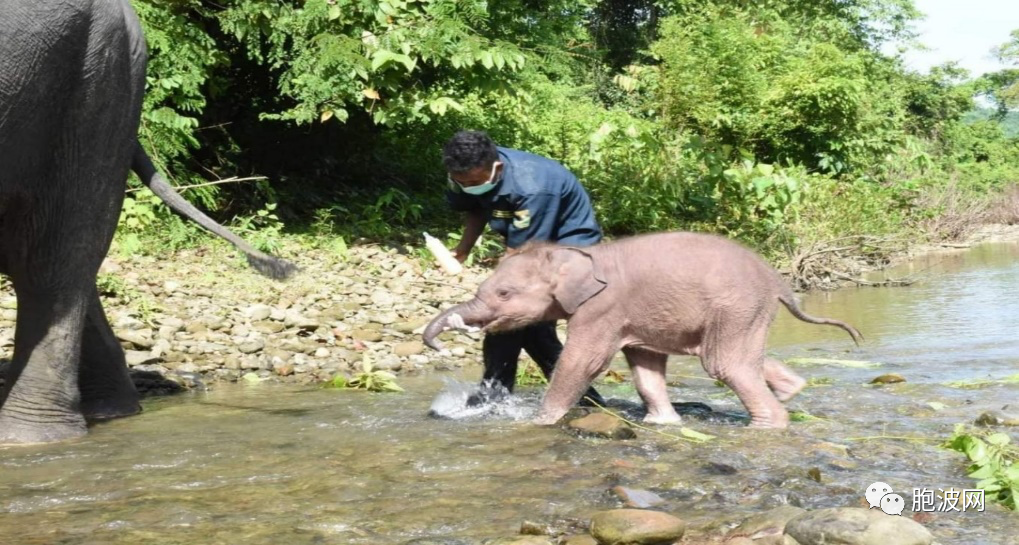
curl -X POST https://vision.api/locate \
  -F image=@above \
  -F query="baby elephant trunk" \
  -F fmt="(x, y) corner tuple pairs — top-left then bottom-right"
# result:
(422, 298), (490, 351)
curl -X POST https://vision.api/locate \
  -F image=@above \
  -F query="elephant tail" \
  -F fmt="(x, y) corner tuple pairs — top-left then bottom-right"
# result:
(130, 142), (299, 280)
(778, 291), (863, 346)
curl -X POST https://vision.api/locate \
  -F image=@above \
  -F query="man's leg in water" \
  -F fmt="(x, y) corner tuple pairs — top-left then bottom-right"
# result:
(465, 329), (526, 407)
(523, 321), (606, 407)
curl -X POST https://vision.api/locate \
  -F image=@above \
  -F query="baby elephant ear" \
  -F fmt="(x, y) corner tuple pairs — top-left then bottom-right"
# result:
(550, 247), (608, 314)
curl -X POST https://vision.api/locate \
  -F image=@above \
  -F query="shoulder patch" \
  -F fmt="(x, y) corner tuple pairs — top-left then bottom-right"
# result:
(512, 209), (531, 229)
(492, 210), (514, 219)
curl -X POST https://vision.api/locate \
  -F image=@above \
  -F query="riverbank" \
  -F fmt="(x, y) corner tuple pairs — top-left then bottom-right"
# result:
(1, 223), (1017, 392)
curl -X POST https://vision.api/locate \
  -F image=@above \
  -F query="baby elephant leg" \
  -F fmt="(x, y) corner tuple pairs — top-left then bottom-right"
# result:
(763, 357), (806, 402)
(623, 347), (681, 425)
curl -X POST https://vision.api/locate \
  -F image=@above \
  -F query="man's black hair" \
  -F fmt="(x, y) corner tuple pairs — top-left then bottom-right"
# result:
(443, 130), (499, 173)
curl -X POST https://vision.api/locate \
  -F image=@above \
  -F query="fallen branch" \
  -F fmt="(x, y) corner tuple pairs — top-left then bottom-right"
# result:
(126, 176), (267, 194)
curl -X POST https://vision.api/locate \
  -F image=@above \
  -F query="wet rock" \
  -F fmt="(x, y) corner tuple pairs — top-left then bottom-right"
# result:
(727, 506), (806, 545)
(561, 536), (598, 545)
(784, 508), (933, 545)
(481, 538), (554, 545)
(612, 486), (666, 508)
(394, 341), (425, 357)
(568, 413), (637, 440)
(975, 410), (1019, 427)
(519, 518), (588, 537)
(869, 373), (906, 385)
(274, 362), (295, 376)
(589, 509), (685, 545)
(403, 539), (472, 545)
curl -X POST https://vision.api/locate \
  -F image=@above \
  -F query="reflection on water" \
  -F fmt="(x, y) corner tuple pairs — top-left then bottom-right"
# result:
(2, 244), (1018, 544)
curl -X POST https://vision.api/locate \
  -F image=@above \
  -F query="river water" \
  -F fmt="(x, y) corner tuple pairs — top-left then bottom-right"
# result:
(1, 243), (1017, 544)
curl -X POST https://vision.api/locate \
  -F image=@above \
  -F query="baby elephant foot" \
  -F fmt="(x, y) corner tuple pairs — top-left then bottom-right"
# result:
(747, 410), (790, 429)
(643, 411), (683, 425)
(764, 358), (807, 402)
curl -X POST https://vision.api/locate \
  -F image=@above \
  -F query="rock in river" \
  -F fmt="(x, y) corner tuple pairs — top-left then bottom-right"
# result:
(784, 507), (933, 545)
(589, 509), (686, 545)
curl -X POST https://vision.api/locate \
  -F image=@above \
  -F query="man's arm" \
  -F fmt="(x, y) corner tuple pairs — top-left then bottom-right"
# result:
(453, 209), (486, 262)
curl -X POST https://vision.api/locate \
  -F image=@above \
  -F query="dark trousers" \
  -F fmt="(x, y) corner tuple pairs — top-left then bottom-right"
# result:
(480, 321), (604, 406)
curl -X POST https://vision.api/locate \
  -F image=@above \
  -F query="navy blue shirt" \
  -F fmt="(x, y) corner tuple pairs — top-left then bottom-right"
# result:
(445, 147), (603, 249)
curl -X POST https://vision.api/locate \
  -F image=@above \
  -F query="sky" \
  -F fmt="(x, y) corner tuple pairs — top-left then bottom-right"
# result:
(893, 0), (1016, 77)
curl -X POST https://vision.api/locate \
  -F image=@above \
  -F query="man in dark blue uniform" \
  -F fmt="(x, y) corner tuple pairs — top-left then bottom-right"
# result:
(441, 130), (606, 407)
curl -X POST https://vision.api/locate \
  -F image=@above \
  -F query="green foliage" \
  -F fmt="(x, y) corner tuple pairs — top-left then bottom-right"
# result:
(325, 354), (404, 392)
(231, 203), (286, 254)
(945, 425), (1018, 510)
(515, 361), (548, 387)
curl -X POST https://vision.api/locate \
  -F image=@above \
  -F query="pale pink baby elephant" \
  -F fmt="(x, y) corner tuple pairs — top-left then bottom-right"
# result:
(423, 231), (862, 429)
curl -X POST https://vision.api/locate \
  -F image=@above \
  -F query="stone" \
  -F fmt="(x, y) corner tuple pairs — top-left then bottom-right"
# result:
(352, 329), (383, 342)
(561, 536), (598, 545)
(481, 538), (554, 545)
(394, 320), (426, 334)
(869, 373), (906, 385)
(784, 508), (933, 545)
(612, 487), (666, 509)
(394, 341), (425, 357)
(274, 362), (295, 376)
(185, 322), (208, 334)
(238, 339), (265, 354)
(125, 350), (159, 367)
(252, 320), (285, 334)
(369, 311), (399, 325)
(589, 509), (685, 545)
(245, 304), (272, 321)
(975, 410), (1019, 427)
(315, 347), (331, 358)
(727, 506), (806, 545)
(568, 413), (637, 440)
(157, 316), (185, 330)
(116, 330), (154, 349)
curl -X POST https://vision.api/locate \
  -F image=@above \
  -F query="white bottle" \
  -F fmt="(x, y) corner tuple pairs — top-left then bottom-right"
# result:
(424, 232), (463, 275)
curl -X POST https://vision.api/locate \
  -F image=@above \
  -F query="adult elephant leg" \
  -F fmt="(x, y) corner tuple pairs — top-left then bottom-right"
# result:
(0, 279), (91, 445)
(79, 288), (140, 420)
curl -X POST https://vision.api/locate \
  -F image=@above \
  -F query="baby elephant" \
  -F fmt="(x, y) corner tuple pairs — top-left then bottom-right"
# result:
(422, 231), (862, 429)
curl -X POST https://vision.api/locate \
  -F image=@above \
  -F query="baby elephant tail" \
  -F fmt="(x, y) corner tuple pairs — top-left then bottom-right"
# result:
(778, 293), (864, 346)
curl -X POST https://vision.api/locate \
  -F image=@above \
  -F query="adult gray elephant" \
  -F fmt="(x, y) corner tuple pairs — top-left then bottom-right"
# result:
(423, 232), (863, 429)
(0, 0), (296, 445)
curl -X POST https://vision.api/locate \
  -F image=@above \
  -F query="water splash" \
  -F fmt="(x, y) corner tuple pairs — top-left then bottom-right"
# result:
(427, 378), (537, 421)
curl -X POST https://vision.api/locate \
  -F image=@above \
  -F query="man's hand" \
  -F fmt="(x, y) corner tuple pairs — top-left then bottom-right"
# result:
(451, 246), (470, 263)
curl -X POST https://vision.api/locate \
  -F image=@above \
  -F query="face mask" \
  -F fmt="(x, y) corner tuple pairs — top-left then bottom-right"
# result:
(451, 162), (500, 195)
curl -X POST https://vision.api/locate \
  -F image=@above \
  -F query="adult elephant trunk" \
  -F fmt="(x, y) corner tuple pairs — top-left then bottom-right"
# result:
(423, 298), (492, 351)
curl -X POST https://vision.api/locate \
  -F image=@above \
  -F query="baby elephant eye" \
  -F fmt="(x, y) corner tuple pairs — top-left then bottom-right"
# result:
(496, 288), (512, 299)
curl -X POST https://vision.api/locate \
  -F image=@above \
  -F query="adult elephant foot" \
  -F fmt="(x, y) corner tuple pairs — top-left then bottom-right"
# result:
(0, 414), (87, 446)
(79, 289), (142, 422)
(81, 395), (141, 422)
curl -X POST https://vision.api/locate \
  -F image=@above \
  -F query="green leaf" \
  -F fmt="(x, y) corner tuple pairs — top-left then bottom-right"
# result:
(327, 5), (341, 20)
(479, 51), (494, 69)
(987, 433), (1012, 447)
(680, 427), (716, 442)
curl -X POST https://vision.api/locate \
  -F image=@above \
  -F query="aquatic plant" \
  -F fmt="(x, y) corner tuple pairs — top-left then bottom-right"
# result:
(945, 424), (1019, 511)
(515, 360), (548, 386)
(325, 354), (404, 393)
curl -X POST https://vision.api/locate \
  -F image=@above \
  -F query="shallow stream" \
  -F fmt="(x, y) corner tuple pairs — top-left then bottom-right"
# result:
(2, 243), (1018, 544)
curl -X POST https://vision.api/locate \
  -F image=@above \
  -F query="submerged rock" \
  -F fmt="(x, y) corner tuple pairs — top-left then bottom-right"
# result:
(975, 410), (1019, 427)
(481, 538), (554, 545)
(727, 505), (806, 545)
(869, 373), (906, 385)
(589, 509), (686, 545)
(612, 486), (666, 508)
(568, 413), (637, 440)
(783, 507), (933, 545)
